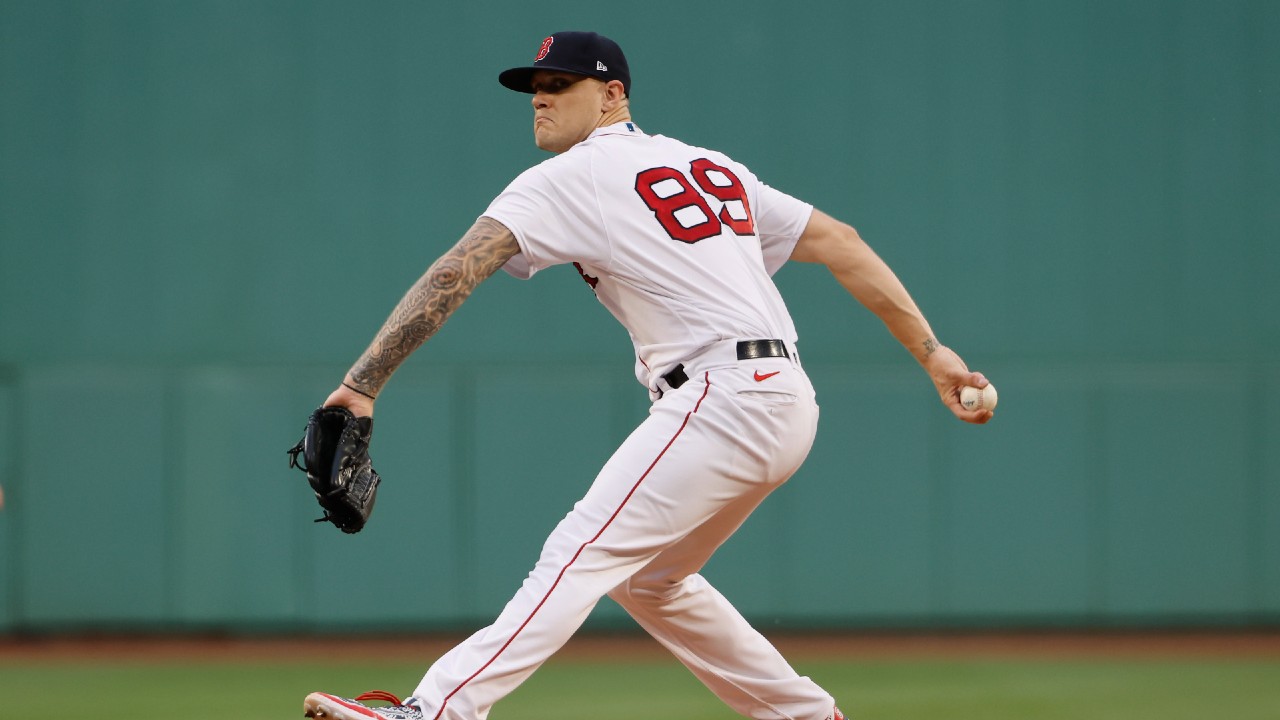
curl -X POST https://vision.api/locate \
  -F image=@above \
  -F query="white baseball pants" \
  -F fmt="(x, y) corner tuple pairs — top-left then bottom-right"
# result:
(411, 353), (831, 720)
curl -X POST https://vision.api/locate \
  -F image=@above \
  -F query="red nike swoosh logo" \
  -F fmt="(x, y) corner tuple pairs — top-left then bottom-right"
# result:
(753, 370), (781, 382)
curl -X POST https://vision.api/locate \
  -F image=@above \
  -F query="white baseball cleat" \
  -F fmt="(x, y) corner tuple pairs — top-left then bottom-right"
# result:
(304, 691), (424, 720)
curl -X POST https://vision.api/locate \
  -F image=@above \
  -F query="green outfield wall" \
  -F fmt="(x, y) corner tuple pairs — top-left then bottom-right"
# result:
(1, 0), (1277, 633)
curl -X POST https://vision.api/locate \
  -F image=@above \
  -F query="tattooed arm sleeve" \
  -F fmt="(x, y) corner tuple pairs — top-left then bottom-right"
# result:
(344, 217), (521, 399)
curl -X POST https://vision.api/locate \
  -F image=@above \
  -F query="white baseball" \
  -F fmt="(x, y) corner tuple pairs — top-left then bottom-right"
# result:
(960, 383), (998, 411)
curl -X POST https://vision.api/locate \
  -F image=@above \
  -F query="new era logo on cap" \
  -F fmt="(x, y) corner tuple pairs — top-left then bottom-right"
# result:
(499, 31), (631, 96)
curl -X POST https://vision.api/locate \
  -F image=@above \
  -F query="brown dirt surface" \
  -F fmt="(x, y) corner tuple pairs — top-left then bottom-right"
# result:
(2, 630), (1278, 664)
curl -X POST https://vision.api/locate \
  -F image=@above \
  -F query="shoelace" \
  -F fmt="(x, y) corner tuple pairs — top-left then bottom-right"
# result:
(355, 691), (407, 706)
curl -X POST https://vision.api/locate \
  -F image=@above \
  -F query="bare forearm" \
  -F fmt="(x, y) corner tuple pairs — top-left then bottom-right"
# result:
(346, 217), (519, 398)
(790, 209), (991, 423)
(792, 210), (940, 364)
(828, 254), (940, 364)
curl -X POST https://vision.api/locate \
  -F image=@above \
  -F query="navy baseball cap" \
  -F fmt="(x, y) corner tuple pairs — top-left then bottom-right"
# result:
(499, 31), (631, 96)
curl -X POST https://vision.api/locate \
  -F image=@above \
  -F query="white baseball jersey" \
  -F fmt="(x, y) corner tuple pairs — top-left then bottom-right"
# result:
(408, 121), (836, 720)
(484, 122), (813, 392)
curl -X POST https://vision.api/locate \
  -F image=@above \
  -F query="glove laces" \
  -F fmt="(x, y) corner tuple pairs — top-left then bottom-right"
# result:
(286, 441), (307, 471)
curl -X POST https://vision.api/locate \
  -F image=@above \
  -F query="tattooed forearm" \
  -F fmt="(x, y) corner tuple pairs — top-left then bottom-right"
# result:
(347, 217), (520, 397)
(922, 337), (940, 357)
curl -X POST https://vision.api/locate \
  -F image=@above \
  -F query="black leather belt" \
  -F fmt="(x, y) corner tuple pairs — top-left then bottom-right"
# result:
(663, 339), (790, 390)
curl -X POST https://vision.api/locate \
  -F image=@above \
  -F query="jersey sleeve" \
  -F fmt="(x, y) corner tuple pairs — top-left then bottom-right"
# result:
(754, 183), (814, 276)
(484, 160), (605, 280)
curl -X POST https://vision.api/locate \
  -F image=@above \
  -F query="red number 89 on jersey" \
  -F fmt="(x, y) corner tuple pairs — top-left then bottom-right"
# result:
(634, 159), (755, 243)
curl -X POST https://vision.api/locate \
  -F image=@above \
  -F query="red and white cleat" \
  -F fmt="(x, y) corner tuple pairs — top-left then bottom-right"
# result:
(303, 691), (424, 720)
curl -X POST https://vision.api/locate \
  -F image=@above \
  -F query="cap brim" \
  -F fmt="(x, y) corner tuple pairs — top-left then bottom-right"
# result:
(498, 65), (601, 93)
(497, 67), (538, 93)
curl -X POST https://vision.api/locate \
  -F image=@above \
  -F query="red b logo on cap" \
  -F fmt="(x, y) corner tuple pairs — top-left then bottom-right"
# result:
(535, 36), (553, 61)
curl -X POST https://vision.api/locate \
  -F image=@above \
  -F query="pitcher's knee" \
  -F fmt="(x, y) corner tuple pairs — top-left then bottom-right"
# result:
(609, 571), (704, 608)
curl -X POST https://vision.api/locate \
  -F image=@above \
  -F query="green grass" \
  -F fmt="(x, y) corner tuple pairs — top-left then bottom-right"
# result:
(4, 655), (1279, 720)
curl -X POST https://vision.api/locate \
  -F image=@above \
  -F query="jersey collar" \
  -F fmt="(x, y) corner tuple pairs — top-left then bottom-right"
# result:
(589, 121), (644, 139)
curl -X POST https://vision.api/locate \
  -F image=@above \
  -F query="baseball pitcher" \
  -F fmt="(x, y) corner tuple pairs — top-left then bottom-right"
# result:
(300, 30), (994, 720)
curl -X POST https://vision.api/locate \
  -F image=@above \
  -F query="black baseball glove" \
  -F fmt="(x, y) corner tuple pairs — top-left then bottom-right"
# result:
(287, 406), (381, 534)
